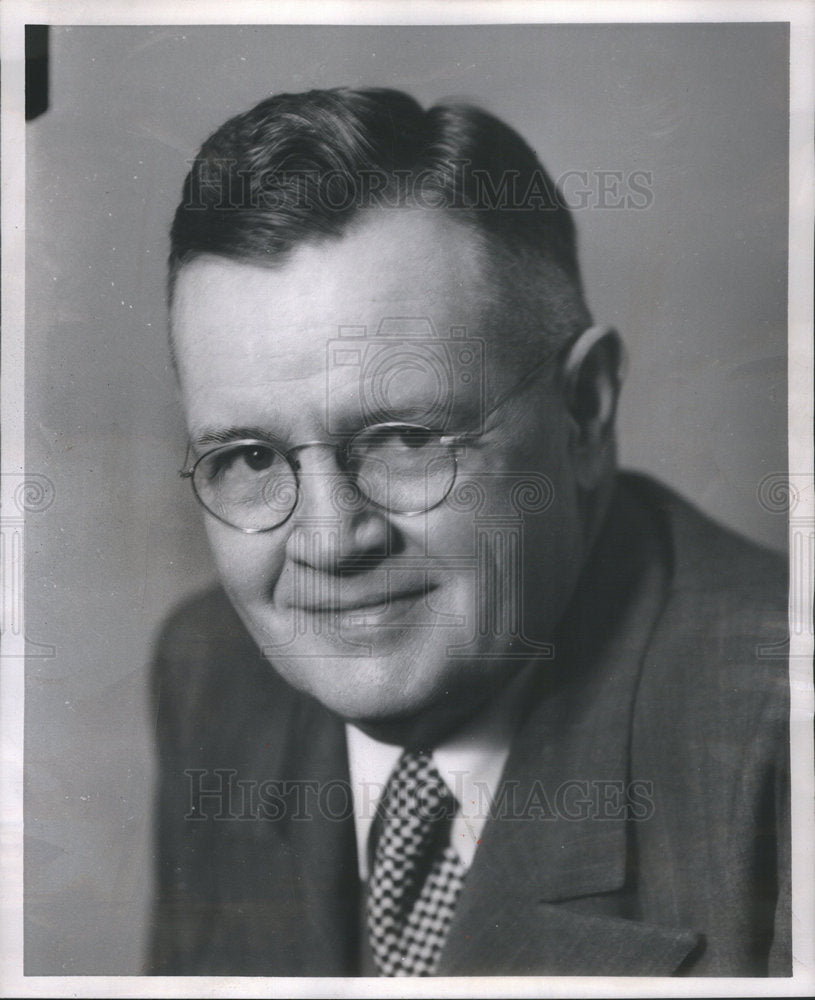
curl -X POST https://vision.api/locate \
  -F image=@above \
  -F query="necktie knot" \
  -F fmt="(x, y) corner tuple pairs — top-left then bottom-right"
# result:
(367, 750), (466, 976)
(377, 749), (457, 824)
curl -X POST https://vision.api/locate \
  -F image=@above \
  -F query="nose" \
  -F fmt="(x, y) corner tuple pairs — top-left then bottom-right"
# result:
(284, 444), (394, 573)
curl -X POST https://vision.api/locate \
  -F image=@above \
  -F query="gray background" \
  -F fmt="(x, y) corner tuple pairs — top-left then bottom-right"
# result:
(25, 24), (788, 973)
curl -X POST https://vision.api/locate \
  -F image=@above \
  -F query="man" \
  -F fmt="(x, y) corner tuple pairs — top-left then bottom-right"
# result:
(149, 88), (790, 977)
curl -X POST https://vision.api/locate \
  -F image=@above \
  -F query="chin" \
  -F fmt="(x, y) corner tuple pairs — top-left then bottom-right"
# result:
(242, 603), (516, 735)
(271, 643), (503, 751)
(264, 642), (426, 714)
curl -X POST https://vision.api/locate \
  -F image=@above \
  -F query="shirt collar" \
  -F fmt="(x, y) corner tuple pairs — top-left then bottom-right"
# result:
(345, 663), (538, 881)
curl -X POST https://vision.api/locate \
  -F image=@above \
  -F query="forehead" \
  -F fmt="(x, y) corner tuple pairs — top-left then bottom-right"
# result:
(171, 209), (493, 383)
(170, 211), (519, 440)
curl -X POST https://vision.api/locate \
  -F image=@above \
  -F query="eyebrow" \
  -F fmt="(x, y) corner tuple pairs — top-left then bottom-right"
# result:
(191, 425), (288, 450)
(190, 393), (485, 452)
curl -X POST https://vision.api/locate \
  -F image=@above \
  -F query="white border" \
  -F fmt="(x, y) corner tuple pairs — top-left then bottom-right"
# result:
(0, 4), (29, 999)
(1, 1), (813, 997)
(0, 0), (809, 25)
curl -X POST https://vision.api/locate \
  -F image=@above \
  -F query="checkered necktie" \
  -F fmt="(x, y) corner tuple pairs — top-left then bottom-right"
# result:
(366, 749), (466, 976)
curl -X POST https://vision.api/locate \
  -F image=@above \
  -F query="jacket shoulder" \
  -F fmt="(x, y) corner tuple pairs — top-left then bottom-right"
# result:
(620, 471), (789, 738)
(620, 471), (787, 612)
(150, 584), (296, 749)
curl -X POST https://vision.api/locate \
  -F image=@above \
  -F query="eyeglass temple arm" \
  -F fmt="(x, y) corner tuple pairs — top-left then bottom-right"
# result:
(176, 326), (618, 468)
(179, 441), (194, 478)
(474, 323), (619, 430)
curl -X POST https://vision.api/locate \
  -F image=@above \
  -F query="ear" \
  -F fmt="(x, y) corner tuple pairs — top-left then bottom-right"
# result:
(561, 325), (626, 490)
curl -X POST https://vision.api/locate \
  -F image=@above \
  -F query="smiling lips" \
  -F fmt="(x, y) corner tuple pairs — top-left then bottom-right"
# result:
(287, 584), (437, 615)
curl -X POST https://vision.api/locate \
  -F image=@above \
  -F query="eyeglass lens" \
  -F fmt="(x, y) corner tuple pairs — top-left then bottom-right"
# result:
(190, 424), (457, 531)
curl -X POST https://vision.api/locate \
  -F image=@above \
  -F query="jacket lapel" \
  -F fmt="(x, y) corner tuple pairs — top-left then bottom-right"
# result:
(230, 680), (359, 976)
(439, 482), (701, 976)
(260, 688), (361, 975)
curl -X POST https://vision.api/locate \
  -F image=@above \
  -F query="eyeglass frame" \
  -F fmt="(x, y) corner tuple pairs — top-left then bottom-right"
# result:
(178, 324), (616, 533)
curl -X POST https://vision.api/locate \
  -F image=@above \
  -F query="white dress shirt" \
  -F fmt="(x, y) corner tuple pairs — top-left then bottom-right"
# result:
(345, 664), (538, 881)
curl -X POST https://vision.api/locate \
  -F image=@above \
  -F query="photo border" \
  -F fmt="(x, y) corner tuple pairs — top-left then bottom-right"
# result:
(2, 1), (812, 997)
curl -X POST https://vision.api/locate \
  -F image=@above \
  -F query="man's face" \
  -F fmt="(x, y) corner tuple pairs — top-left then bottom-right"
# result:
(172, 210), (589, 744)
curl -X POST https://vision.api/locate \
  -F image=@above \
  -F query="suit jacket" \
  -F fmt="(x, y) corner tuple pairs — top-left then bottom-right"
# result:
(148, 472), (790, 976)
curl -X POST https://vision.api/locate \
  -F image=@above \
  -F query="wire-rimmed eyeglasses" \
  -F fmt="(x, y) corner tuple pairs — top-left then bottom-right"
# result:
(180, 422), (468, 532)
(179, 325), (614, 533)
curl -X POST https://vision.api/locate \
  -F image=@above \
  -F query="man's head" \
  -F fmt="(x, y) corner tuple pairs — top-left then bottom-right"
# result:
(169, 88), (623, 746)
(169, 88), (590, 364)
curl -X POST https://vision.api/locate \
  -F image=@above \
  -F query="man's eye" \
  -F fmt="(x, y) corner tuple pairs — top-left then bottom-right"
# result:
(395, 426), (434, 449)
(240, 445), (276, 471)
(201, 443), (280, 482)
(352, 424), (439, 455)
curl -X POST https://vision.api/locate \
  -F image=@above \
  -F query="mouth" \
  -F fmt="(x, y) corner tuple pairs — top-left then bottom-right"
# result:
(293, 585), (436, 616)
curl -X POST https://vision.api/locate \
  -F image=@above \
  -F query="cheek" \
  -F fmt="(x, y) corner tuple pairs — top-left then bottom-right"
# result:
(203, 520), (287, 598)
(400, 506), (480, 570)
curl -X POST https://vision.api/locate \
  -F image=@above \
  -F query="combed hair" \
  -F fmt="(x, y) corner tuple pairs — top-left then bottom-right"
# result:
(169, 87), (592, 350)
